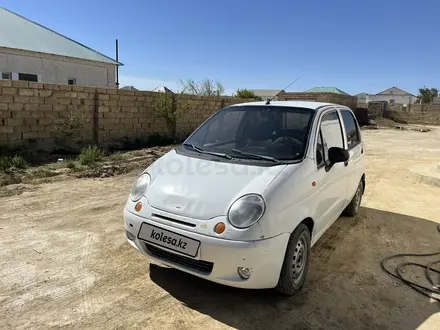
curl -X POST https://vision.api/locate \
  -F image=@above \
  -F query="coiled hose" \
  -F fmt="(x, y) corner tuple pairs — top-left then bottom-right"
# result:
(380, 225), (440, 302)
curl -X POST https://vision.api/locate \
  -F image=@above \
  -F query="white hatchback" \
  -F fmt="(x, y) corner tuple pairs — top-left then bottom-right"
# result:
(124, 101), (365, 295)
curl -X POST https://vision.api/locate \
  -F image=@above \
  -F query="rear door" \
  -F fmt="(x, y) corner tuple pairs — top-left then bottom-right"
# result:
(339, 109), (364, 205)
(314, 110), (348, 237)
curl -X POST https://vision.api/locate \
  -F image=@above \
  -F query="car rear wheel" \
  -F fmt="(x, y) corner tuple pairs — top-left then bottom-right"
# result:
(343, 180), (363, 217)
(276, 224), (311, 296)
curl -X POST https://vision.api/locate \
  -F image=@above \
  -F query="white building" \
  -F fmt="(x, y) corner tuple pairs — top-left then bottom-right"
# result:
(249, 89), (284, 101)
(369, 87), (417, 105)
(0, 7), (122, 87)
(355, 93), (370, 106)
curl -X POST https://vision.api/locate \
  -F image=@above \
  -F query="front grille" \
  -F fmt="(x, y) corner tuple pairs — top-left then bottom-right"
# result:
(151, 213), (196, 228)
(145, 243), (214, 274)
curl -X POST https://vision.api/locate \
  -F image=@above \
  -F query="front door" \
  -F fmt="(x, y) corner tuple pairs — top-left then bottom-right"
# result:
(314, 110), (348, 239)
(339, 109), (364, 204)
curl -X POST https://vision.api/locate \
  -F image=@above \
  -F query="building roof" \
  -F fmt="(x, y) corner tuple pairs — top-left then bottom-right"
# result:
(355, 93), (369, 97)
(305, 87), (350, 95)
(249, 89), (284, 98)
(0, 7), (122, 65)
(120, 86), (138, 91)
(151, 86), (174, 93)
(232, 100), (339, 110)
(376, 86), (416, 97)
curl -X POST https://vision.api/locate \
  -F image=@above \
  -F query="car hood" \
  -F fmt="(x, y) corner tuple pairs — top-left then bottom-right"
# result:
(145, 150), (286, 220)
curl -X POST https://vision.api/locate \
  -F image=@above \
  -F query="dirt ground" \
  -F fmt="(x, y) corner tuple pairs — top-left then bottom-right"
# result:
(1, 128), (440, 330)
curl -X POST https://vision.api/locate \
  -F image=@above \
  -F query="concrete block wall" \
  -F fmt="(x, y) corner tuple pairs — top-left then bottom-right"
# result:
(385, 111), (440, 125)
(176, 96), (246, 136)
(373, 103), (440, 113)
(0, 81), (252, 151)
(367, 103), (440, 125)
(0, 80), (95, 150)
(408, 104), (440, 112)
(353, 108), (369, 125)
(278, 92), (358, 110)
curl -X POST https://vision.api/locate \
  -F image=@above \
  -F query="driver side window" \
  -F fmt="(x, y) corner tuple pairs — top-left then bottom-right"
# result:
(316, 111), (344, 167)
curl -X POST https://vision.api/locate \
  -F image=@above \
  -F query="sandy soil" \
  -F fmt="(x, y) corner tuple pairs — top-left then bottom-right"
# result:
(1, 128), (440, 330)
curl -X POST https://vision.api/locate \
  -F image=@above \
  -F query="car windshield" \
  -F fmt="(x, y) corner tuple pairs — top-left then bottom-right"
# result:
(183, 105), (315, 161)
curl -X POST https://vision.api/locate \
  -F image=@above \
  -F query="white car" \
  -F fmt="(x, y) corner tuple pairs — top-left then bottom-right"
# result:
(124, 101), (365, 295)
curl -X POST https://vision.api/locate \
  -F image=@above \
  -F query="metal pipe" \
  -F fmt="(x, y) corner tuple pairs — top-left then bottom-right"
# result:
(116, 39), (119, 89)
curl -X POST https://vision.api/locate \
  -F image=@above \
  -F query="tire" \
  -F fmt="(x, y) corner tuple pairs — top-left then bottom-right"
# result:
(276, 224), (311, 296)
(343, 180), (363, 217)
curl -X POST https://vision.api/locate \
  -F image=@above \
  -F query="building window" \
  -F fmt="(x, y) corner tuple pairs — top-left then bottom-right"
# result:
(68, 78), (76, 85)
(390, 99), (395, 104)
(1, 72), (12, 80)
(18, 73), (38, 82)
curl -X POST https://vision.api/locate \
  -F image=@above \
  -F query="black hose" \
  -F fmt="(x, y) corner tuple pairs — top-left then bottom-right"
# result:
(380, 251), (440, 302)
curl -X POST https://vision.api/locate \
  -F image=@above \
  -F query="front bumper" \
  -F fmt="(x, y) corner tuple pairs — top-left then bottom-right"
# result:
(124, 208), (289, 289)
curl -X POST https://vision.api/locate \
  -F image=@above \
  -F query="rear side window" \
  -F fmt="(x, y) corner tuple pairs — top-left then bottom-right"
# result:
(340, 110), (360, 148)
(317, 111), (344, 167)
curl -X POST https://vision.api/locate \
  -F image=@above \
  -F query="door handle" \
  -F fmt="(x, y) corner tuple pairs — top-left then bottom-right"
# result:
(344, 161), (349, 167)
(361, 147), (364, 154)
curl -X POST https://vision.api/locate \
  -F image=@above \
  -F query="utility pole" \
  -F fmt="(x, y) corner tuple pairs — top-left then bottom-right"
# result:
(116, 39), (119, 89)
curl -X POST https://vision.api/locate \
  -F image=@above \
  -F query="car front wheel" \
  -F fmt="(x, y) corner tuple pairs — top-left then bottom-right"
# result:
(276, 224), (311, 296)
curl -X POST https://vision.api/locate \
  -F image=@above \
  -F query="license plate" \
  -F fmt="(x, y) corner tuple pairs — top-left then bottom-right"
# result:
(137, 223), (200, 258)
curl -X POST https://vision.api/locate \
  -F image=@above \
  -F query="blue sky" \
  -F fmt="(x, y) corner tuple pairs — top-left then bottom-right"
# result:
(2, 0), (439, 95)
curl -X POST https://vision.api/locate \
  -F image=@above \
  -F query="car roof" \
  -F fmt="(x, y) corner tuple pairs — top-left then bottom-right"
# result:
(231, 100), (345, 110)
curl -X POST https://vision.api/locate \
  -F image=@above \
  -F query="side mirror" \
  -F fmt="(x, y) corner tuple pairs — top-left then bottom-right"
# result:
(328, 147), (349, 164)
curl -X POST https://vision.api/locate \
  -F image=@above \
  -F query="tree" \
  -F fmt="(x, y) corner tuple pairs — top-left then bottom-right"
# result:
(417, 87), (438, 104)
(235, 89), (262, 100)
(179, 78), (225, 96)
(154, 90), (189, 138)
(53, 109), (91, 152)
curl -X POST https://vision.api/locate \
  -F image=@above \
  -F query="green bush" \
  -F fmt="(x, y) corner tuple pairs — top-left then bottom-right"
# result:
(65, 160), (77, 169)
(235, 89), (263, 100)
(0, 157), (10, 171)
(10, 155), (27, 169)
(79, 146), (105, 165)
(0, 155), (27, 171)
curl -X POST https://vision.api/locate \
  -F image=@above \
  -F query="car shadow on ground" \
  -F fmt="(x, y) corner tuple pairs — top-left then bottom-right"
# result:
(150, 207), (440, 330)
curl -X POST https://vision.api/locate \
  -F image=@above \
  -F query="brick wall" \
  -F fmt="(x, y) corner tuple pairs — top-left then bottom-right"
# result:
(367, 102), (440, 125)
(0, 80), (252, 151)
(0, 80), (94, 150)
(353, 108), (368, 125)
(278, 92), (358, 110)
(408, 104), (440, 112)
(385, 111), (440, 125)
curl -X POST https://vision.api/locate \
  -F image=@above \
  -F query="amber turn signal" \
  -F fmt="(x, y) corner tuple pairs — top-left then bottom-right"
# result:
(214, 222), (226, 234)
(135, 202), (142, 212)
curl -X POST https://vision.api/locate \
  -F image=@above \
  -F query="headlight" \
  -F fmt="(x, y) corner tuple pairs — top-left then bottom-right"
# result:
(130, 173), (151, 201)
(228, 194), (266, 228)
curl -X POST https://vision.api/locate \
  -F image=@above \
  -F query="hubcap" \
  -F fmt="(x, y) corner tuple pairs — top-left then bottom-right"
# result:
(292, 236), (307, 284)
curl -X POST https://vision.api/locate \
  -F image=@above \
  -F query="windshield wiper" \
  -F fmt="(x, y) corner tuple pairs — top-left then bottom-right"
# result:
(230, 149), (283, 164)
(183, 143), (233, 160)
